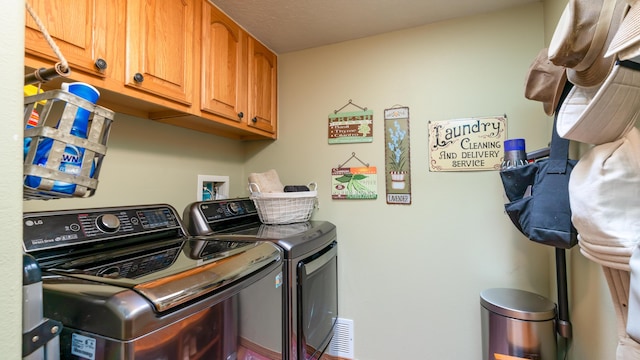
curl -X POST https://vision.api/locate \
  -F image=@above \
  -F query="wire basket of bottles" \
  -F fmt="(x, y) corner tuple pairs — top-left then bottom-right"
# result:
(23, 83), (115, 200)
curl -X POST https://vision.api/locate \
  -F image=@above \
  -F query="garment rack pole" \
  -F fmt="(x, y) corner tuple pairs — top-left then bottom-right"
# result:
(556, 248), (572, 339)
(24, 65), (70, 85)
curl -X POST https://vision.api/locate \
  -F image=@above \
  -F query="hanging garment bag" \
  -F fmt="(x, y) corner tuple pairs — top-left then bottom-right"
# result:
(499, 85), (578, 249)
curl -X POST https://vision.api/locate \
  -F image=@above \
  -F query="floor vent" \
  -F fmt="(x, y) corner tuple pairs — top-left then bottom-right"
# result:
(327, 318), (354, 359)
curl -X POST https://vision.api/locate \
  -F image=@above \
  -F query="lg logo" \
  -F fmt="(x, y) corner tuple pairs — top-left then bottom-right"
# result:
(24, 219), (43, 226)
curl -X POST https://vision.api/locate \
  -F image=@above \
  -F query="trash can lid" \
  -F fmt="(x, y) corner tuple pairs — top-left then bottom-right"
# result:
(480, 288), (556, 321)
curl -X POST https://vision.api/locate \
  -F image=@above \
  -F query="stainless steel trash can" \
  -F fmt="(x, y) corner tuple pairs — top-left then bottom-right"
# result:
(480, 288), (557, 360)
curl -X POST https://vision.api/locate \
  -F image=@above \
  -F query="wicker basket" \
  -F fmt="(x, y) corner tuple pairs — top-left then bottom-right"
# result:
(249, 183), (318, 225)
(23, 89), (114, 200)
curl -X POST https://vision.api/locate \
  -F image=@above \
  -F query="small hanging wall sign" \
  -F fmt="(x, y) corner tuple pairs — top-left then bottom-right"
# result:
(331, 153), (378, 200)
(328, 99), (373, 144)
(384, 106), (411, 205)
(428, 115), (507, 172)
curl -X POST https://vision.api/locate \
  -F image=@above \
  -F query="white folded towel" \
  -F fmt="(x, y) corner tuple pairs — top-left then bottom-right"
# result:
(248, 169), (284, 193)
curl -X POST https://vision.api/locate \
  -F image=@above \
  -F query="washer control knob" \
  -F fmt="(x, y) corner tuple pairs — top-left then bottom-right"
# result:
(96, 214), (120, 233)
(227, 202), (241, 215)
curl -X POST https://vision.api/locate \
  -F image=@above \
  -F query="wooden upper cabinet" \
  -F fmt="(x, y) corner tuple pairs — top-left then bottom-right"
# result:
(125, 0), (196, 106)
(201, 4), (277, 136)
(24, 0), (277, 140)
(201, 5), (248, 122)
(248, 37), (277, 134)
(25, 0), (112, 78)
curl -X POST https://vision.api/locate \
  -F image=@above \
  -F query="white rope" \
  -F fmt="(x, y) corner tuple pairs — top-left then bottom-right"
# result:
(25, 1), (69, 72)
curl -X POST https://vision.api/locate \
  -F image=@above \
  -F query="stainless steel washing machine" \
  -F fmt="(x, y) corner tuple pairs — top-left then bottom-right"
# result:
(183, 198), (338, 360)
(23, 204), (283, 360)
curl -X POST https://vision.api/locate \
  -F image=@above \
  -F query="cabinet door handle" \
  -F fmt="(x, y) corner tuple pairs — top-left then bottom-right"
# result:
(238, 112), (244, 119)
(133, 73), (144, 83)
(94, 58), (108, 70)
(251, 117), (258, 123)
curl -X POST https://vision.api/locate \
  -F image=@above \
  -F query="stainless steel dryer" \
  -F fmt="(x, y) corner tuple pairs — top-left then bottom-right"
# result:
(23, 204), (283, 360)
(183, 198), (338, 360)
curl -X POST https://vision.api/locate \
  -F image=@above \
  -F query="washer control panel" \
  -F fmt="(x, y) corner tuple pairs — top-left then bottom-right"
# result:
(23, 204), (183, 253)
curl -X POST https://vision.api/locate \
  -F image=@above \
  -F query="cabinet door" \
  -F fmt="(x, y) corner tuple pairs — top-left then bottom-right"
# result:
(247, 37), (277, 134)
(201, 5), (248, 122)
(25, 0), (111, 78)
(126, 0), (196, 105)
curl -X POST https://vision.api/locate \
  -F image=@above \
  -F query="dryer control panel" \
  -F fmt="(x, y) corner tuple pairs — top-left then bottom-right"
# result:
(197, 198), (257, 221)
(183, 198), (260, 235)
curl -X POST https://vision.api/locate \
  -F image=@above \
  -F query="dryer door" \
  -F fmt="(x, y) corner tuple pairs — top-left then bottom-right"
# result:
(296, 241), (338, 360)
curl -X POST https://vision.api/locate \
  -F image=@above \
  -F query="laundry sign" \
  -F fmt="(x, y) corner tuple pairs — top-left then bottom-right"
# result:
(428, 116), (507, 171)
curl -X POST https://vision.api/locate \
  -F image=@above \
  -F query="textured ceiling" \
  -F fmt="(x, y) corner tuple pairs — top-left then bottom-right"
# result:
(208, 0), (538, 54)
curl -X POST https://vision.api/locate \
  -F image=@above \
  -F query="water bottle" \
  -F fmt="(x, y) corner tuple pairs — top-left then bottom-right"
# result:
(24, 82), (99, 194)
(501, 138), (528, 170)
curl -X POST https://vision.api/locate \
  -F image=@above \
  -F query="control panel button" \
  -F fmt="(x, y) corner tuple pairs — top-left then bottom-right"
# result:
(227, 202), (241, 215)
(96, 214), (120, 233)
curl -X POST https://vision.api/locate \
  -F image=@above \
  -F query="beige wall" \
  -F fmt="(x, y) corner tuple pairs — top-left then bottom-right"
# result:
(1, 0), (620, 359)
(1, 1), (26, 358)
